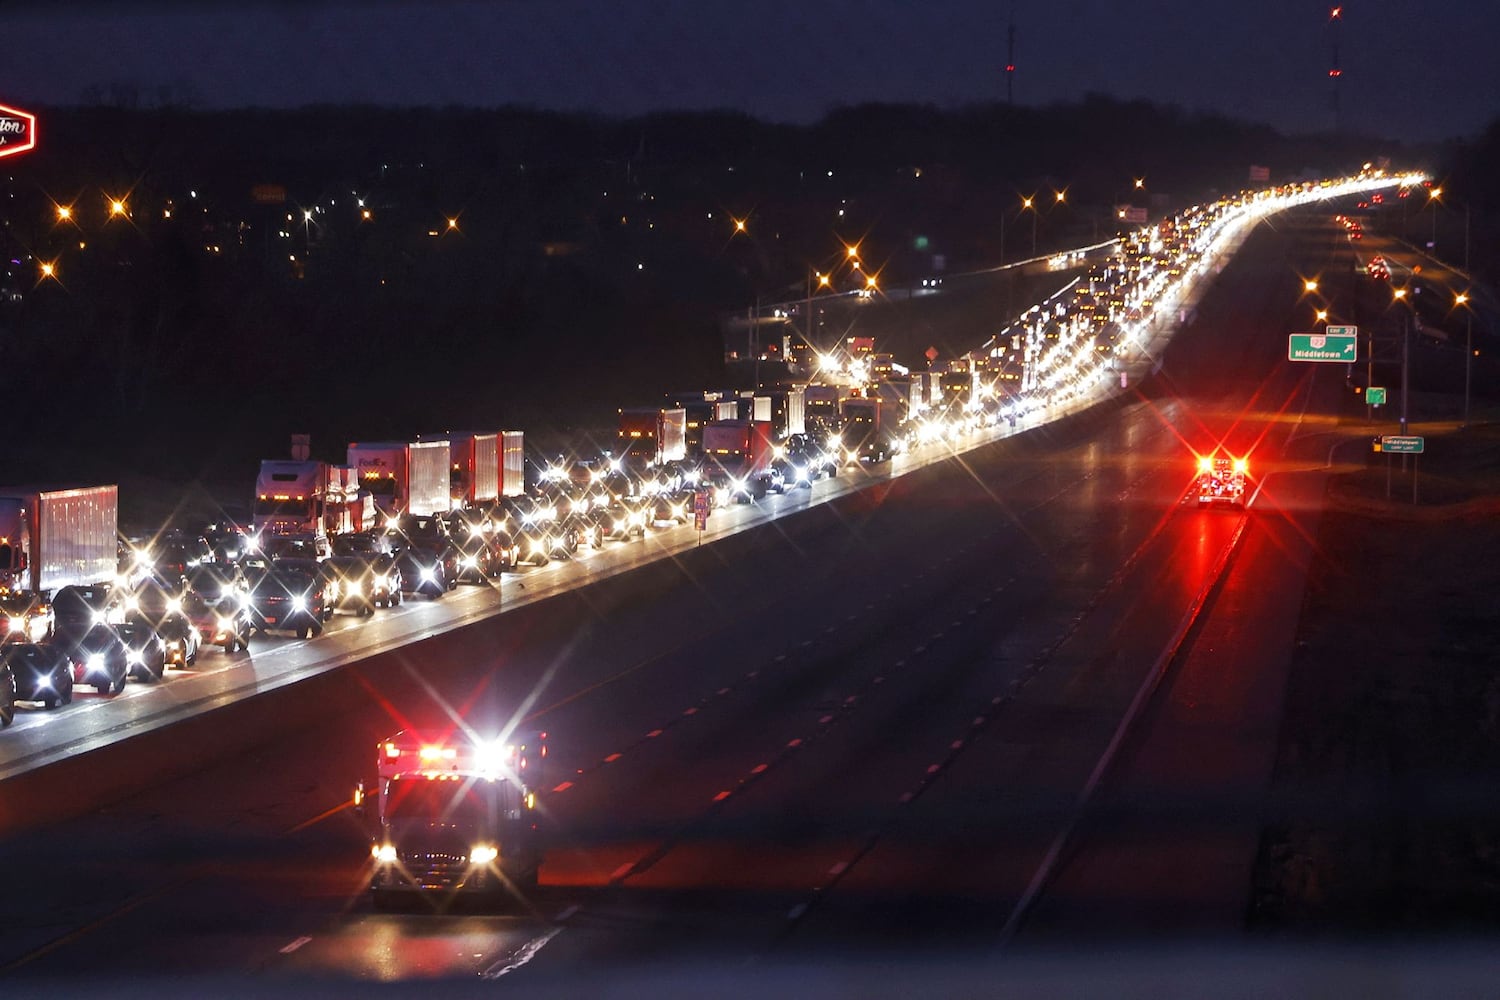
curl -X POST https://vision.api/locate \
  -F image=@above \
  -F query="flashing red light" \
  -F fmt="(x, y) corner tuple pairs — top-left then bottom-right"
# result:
(1328, 69), (1342, 77)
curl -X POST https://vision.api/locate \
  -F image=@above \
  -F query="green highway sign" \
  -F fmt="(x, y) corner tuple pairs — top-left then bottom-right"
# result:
(1376, 435), (1424, 454)
(1366, 386), (1387, 406)
(1288, 332), (1358, 363)
(1326, 324), (1358, 338)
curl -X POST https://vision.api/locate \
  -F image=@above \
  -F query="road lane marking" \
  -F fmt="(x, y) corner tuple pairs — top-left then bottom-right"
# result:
(997, 511), (1252, 945)
(287, 798), (353, 834)
(479, 927), (562, 979)
(279, 936), (312, 954)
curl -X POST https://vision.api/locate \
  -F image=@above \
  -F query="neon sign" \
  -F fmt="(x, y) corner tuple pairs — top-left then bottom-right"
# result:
(0, 103), (36, 160)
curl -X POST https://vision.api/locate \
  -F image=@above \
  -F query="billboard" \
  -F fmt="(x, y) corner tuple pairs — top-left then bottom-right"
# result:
(0, 103), (36, 160)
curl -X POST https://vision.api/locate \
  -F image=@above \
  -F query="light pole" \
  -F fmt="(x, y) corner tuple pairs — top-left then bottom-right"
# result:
(1394, 287), (1411, 436)
(805, 270), (830, 347)
(1458, 291), (1473, 429)
(1021, 196), (1037, 258)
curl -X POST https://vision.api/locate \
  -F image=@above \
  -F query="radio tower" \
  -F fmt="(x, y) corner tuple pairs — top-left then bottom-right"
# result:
(1005, 6), (1016, 104)
(1327, 5), (1343, 132)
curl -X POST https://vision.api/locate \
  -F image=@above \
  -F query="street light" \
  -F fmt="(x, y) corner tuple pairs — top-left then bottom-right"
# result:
(1304, 278), (1319, 293)
(1392, 287), (1412, 435)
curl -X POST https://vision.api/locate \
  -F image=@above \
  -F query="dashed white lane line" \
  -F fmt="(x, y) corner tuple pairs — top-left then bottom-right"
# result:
(479, 926), (563, 979)
(279, 936), (312, 955)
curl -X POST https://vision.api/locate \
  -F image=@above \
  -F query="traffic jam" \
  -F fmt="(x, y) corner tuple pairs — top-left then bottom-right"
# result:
(0, 162), (1414, 868)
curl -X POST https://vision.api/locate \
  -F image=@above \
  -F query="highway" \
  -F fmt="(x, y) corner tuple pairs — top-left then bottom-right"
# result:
(0, 196), (1407, 987)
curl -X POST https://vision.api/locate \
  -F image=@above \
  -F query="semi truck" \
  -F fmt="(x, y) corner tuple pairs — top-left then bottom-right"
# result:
(874, 377), (922, 424)
(938, 370), (981, 416)
(803, 384), (841, 435)
(663, 391), (724, 457)
(362, 729), (545, 906)
(0, 485), (119, 642)
(701, 419), (779, 501)
(500, 430), (525, 497)
(252, 460), (333, 540)
(432, 432), (500, 510)
(839, 396), (901, 463)
(617, 407), (688, 467)
(751, 387), (806, 440)
(348, 439), (452, 519)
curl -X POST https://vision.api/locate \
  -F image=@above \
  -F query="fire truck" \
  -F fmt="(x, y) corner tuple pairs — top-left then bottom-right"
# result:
(1195, 453), (1247, 507)
(361, 729), (545, 908)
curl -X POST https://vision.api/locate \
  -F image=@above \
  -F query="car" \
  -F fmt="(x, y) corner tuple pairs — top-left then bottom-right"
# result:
(785, 432), (838, 481)
(126, 580), (201, 668)
(50, 584), (123, 642)
(500, 496), (557, 566)
(257, 532), (332, 561)
(444, 511), (507, 581)
(394, 546), (451, 598)
(565, 493), (608, 550)
(651, 490), (690, 526)
(185, 563), (249, 606)
(114, 619), (169, 682)
(3, 643), (72, 709)
(332, 531), (395, 557)
(179, 587), (252, 654)
(0, 591), (53, 644)
(0, 655), (13, 726)
(55, 624), (131, 696)
(247, 567), (330, 639)
(202, 521), (254, 564)
(601, 495), (650, 539)
(532, 488), (582, 557)
(322, 554), (389, 614)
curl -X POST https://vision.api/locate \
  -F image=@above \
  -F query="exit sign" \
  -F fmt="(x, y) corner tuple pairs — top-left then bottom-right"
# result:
(1289, 333), (1358, 363)
(1375, 435), (1424, 454)
(1366, 386), (1387, 406)
(1326, 324), (1358, 338)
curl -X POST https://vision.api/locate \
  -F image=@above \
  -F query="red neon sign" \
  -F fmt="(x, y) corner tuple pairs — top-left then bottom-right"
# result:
(0, 103), (37, 160)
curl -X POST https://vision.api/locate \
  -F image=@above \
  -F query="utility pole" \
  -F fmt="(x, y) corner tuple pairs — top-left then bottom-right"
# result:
(1463, 206), (1472, 429)
(1005, 6), (1016, 105)
(1401, 310), (1410, 436)
(1327, 5), (1343, 133)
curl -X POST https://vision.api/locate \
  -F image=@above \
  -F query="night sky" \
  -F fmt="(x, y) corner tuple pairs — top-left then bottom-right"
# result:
(1, 0), (1496, 142)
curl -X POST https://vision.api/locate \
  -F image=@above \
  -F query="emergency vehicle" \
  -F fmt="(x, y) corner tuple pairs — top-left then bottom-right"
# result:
(361, 729), (545, 908)
(1195, 453), (1247, 507)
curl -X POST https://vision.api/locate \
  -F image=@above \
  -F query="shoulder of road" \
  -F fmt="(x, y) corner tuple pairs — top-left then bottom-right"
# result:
(1253, 412), (1500, 932)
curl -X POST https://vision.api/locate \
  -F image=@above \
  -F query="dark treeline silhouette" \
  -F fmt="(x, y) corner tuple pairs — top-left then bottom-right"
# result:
(0, 97), (1439, 488)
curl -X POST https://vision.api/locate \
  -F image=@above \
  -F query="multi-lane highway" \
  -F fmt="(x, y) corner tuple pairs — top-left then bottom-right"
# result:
(0, 199), (1412, 988)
